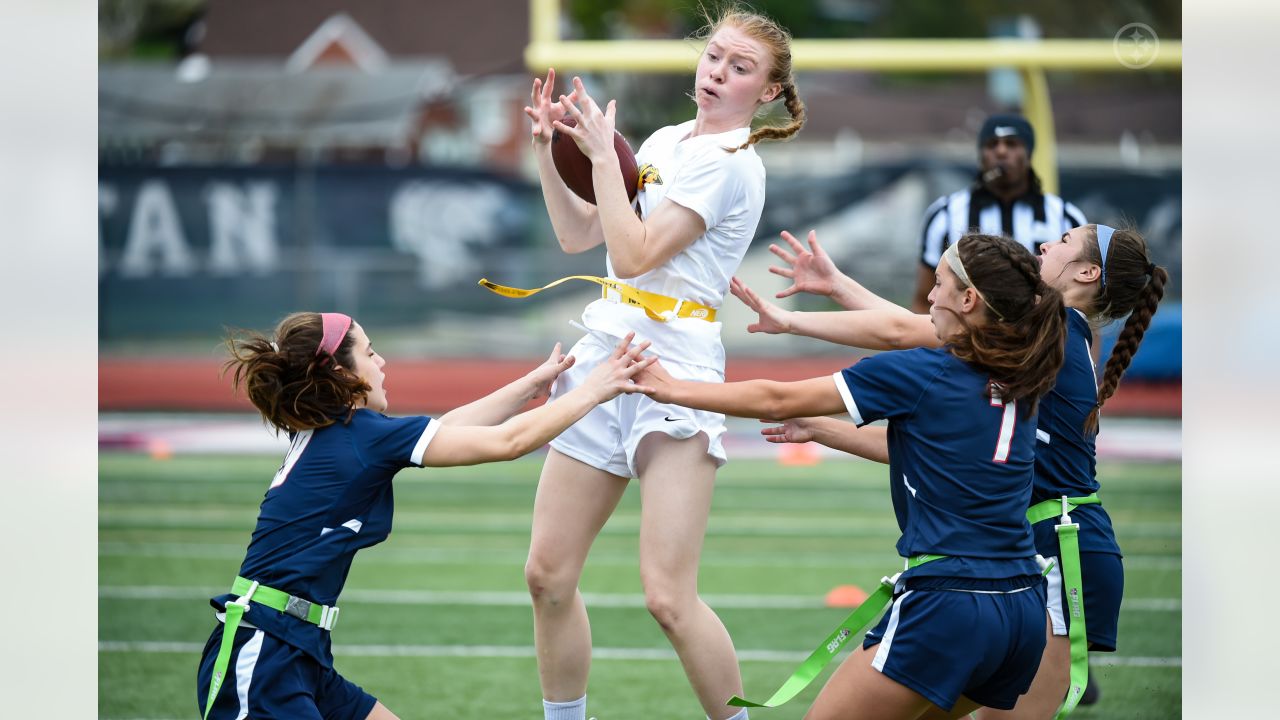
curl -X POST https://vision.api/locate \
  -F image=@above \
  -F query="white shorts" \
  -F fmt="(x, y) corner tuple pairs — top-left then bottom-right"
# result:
(548, 331), (728, 478)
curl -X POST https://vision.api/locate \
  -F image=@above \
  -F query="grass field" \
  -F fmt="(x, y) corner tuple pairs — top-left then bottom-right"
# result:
(99, 453), (1180, 719)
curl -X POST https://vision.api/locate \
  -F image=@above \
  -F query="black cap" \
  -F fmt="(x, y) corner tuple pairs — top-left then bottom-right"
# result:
(978, 114), (1035, 157)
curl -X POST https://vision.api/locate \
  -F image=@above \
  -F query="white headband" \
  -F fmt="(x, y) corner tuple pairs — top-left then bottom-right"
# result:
(942, 242), (1006, 321)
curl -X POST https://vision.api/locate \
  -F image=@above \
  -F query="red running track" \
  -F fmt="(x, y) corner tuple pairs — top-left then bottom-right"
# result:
(100, 357), (1180, 417)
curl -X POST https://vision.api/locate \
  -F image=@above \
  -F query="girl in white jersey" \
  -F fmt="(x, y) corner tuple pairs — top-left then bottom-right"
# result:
(521, 7), (805, 720)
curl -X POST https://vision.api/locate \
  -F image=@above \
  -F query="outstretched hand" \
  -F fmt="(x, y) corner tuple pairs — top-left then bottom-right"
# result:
(526, 342), (575, 401)
(769, 230), (842, 299)
(628, 352), (676, 403)
(583, 332), (656, 402)
(552, 76), (618, 165)
(730, 277), (793, 335)
(760, 417), (819, 444)
(524, 68), (579, 146)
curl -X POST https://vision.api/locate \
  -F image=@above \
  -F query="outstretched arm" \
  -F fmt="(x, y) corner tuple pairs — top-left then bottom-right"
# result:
(770, 230), (912, 313)
(421, 335), (654, 466)
(437, 343), (574, 427)
(635, 359), (846, 421)
(731, 277), (941, 351)
(526, 68), (604, 254)
(761, 417), (889, 464)
(554, 77), (706, 278)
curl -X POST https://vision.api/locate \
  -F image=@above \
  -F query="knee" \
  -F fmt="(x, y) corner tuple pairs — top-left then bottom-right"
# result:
(643, 586), (689, 634)
(524, 553), (577, 606)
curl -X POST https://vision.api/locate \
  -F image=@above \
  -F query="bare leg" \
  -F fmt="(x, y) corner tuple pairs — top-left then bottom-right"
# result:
(633, 432), (743, 720)
(805, 644), (979, 720)
(526, 449), (630, 701)
(975, 617), (1069, 720)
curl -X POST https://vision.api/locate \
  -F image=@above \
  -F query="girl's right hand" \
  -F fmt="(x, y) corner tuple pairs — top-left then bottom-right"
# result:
(582, 332), (655, 402)
(730, 277), (793, 335)
(760, 417), (819, 444)
(524, 68), (578, 146)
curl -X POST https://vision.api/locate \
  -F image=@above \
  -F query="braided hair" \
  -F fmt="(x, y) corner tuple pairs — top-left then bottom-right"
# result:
(1077, 225), (1168, 432)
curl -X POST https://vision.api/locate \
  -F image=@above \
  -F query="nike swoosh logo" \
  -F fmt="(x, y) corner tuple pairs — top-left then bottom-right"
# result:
(663, 417), (684, 422)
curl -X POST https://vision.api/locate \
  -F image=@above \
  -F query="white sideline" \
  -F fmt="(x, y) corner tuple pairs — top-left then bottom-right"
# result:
(96, 542), (1185, 570)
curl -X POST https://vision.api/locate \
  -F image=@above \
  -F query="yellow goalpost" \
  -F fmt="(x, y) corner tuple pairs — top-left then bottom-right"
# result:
(525, 0), (1182, 193)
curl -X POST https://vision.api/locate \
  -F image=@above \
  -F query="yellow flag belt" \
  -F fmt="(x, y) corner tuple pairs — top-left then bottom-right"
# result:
(478, 275), (716, 323)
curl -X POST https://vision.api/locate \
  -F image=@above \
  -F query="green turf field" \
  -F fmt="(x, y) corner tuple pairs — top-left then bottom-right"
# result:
(99, 453), (1180, 719)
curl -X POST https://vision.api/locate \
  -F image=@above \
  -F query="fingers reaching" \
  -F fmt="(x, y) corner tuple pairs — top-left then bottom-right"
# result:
(611, 332), (638, 359)
(780, 230), (806, 255)
(806, 229), (826, 256)
(729, 277), (762, 311)
(770, 241), (798, 266)
(572, 77), (597, 113)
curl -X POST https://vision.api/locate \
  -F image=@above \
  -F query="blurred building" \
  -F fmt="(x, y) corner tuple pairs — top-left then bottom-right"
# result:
(101, 1), (532, 170)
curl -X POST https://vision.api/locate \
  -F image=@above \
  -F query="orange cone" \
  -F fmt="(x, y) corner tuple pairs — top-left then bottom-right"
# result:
(779, 442), (820, 466)
(148, 439), (173, 460)
(825, 584), (868, 608)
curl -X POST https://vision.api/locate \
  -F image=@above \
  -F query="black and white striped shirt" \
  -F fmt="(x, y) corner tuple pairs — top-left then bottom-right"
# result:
(920, 173), (1087, 268)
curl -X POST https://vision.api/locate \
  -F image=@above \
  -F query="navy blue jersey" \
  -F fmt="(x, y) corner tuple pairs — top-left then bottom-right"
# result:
(835, 348), (1039, 582)
(210, 409), (437, 666)
(1031, 309), (1121, 555)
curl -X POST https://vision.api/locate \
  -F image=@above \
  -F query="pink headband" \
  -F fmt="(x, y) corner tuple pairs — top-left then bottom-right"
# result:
(317, 312), (353, 358)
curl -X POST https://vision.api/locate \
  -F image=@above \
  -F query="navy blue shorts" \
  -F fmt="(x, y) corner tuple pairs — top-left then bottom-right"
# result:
(196, 622), (377, 720)
(1045, 551), (1124, 652)
(861, 583), (1047, 711)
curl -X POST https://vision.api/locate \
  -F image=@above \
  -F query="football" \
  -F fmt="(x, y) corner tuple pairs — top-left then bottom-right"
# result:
(551, 117), (640, 205)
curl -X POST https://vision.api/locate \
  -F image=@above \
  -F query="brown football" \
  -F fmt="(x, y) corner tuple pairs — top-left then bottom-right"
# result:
(551, 117), (640, 205)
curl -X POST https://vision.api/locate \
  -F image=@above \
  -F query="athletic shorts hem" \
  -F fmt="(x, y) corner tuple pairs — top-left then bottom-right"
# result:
(548, 437), (630, 479)
(964, 688), (1020, 711)
(1087, 637), (1118, 653)
(625, 427), (727, 478)
(876, 664), (955, 712)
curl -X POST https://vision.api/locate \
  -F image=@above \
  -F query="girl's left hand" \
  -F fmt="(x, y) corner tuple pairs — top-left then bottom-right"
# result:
(760, 418), (818, 444)
(553, 76), (618, 166)
(629, 353), (675, 402)
(730, 277), (793, 335)
(526, 342), (575, 400)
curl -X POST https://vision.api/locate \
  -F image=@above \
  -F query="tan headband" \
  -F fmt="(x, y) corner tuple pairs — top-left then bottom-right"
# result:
(942, 242), (1006, 321)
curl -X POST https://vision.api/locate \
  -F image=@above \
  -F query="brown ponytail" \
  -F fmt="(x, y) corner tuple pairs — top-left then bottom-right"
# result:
(222, 312), (370, 433)
(944, 234), (1068, 413)
(1075, 225), (1168, 432)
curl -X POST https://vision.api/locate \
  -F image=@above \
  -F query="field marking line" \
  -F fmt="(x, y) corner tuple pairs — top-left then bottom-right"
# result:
(96, 542), (1184, 570)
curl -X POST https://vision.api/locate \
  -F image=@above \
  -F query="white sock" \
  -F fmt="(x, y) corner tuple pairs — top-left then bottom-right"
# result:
(543, 695), (587, 720)
(711, 710), (749, 720)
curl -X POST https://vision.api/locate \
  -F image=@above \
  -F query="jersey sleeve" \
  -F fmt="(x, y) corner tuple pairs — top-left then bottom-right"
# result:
(920, 195), (949, 267)
(663, 145), (741, 231)
(832, 349), (939, 426)
(360, 414), (440, 469)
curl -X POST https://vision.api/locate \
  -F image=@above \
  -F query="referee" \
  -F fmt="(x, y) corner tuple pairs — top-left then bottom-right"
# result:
(912, 113), (1087, 313)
